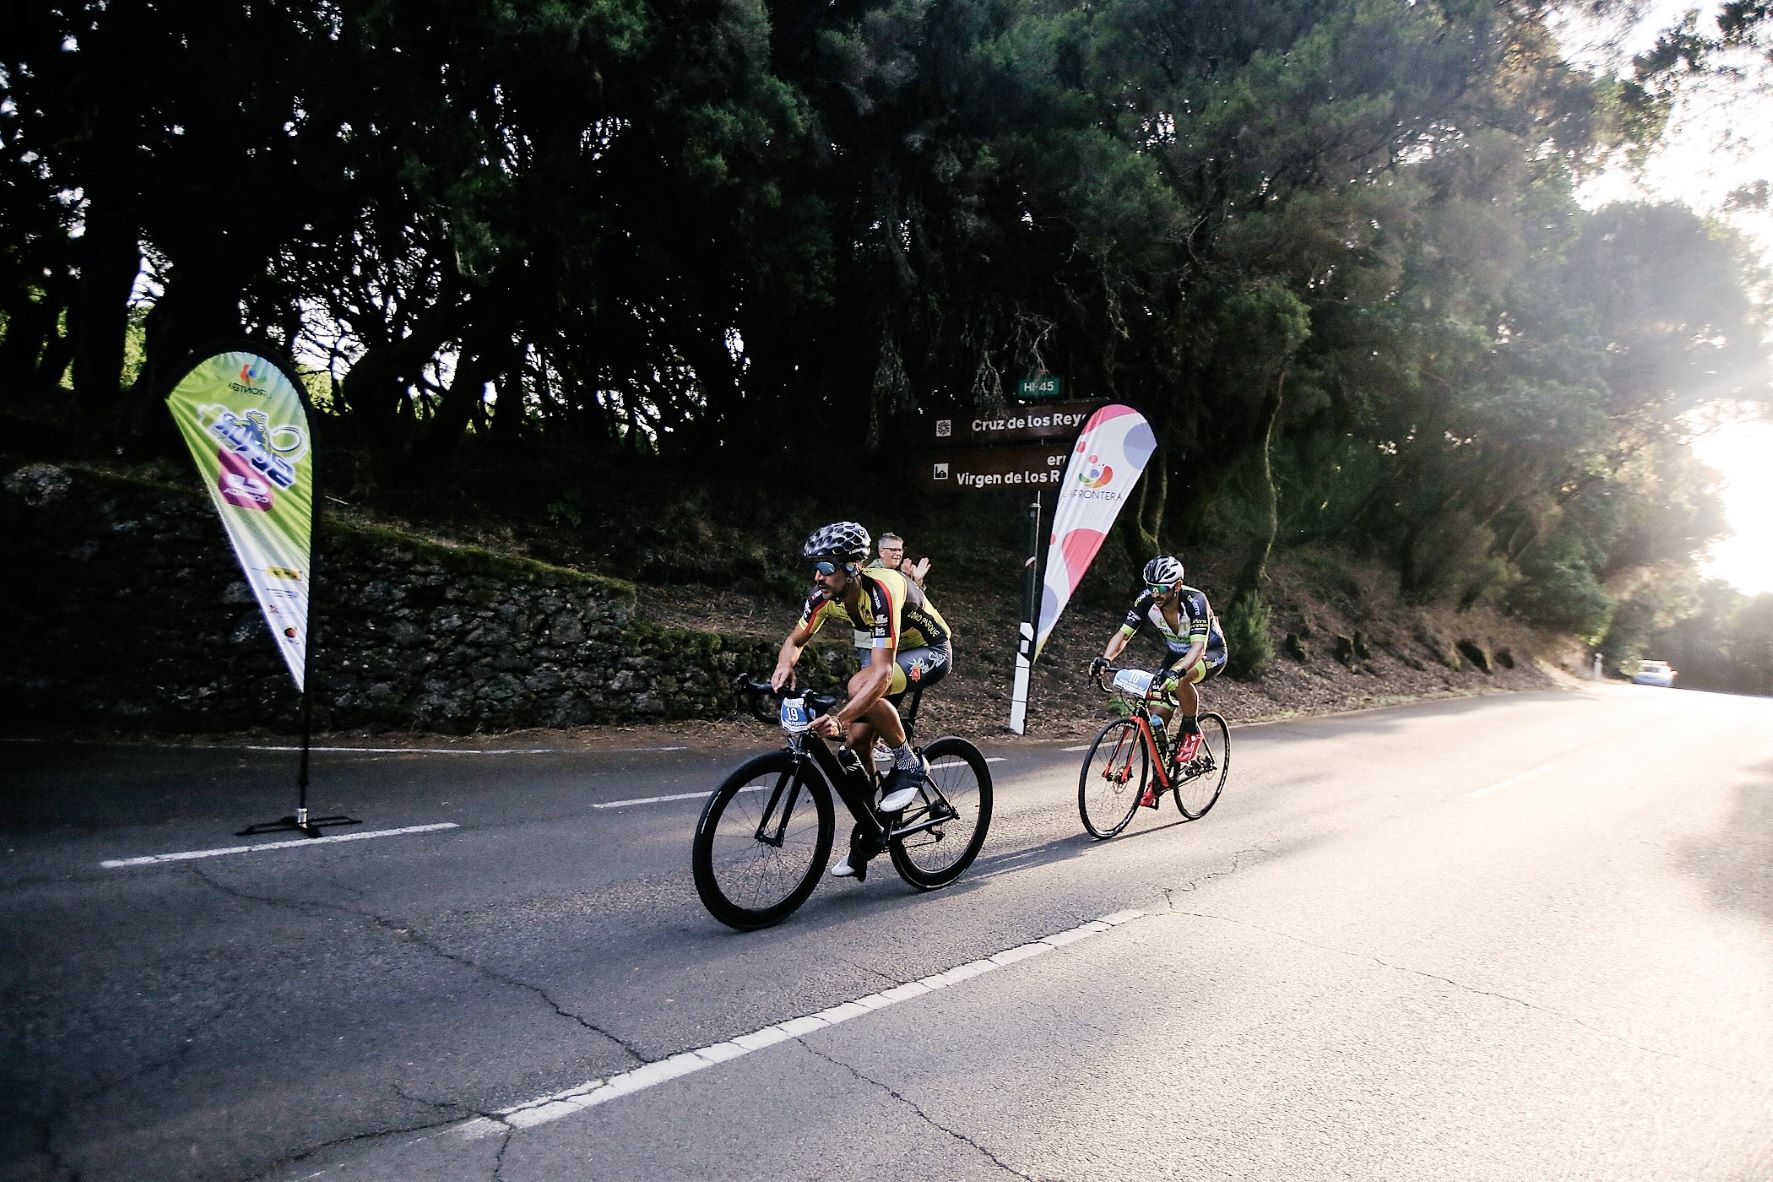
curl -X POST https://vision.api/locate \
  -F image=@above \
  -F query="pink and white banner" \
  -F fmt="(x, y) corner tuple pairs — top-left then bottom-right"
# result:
(1034, 404), (1156, 657)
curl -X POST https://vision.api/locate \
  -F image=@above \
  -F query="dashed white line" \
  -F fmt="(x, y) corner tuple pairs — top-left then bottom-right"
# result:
(591, 757), (1006, 810)
(1466, 763), (1554, 800)
(100, 823), (460, 868)
(593, 789), (747, 810)
(239, 745), (690, 755)
(450, 908), (1150, 1140)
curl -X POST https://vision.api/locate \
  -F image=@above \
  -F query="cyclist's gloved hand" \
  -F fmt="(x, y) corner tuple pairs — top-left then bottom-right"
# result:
(1089, 656), (1109, 675)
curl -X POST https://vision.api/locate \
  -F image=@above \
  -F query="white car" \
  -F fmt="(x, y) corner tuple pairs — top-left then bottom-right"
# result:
(1630, 659), (1677, 687)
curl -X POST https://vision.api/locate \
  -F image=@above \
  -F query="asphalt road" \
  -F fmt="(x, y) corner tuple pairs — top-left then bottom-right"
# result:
(3, 683), (1770, 1181)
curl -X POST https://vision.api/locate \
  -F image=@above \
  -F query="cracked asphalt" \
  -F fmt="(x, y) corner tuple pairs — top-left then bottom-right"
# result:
(3, 684), (1771, 1181)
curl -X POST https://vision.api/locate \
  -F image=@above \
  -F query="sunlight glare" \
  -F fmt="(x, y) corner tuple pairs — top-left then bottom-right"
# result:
(1691, 420), (1773, 596)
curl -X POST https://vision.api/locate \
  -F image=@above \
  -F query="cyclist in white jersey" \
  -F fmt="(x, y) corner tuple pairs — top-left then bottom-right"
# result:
(1089, 555), (1228, 753)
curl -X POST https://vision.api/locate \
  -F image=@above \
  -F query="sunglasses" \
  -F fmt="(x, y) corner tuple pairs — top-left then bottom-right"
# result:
(810, 560), (840, 575)
(1148, 582), (1174, 595)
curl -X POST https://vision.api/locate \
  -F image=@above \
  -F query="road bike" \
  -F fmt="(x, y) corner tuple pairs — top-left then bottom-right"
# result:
(1078, 664), (1230, 839)
(692, 677), (994, 930)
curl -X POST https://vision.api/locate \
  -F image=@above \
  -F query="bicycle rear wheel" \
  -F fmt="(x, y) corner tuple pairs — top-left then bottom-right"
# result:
(1078, 717), (1148, 839)
(888, 737), (993, 889)
(692, 752), (834, 929)
(1172, 712), (1230, 820)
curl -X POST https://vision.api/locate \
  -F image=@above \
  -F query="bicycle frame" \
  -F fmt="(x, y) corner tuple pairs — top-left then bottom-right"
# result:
(1108, 705), (1179, 791)
(1093, 667), (1206, 791)
(789, 732), (959, 840)
(749, 681), (957, 855)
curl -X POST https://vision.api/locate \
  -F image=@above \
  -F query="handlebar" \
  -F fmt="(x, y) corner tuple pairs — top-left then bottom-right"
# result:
(1090, 663), (1161, 700)
(734, 674), (842, 720)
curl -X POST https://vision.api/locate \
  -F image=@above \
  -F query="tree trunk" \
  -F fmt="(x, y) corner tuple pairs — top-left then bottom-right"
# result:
(67, 212), (142, 447)
(403, 318), (510, 481)
(1234, 369), (1286, 598)
(0, 289), (62, 390)
(340, 297), (463, 475)
(122, 265), (248, 457)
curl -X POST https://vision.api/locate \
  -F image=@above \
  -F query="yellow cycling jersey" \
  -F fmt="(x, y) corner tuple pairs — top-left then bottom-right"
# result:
(799, 567), (952, 652)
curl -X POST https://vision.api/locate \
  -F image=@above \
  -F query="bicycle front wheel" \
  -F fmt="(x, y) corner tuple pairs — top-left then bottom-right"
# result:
(1173, 712), (1230, 820)
(888, 737), (993, 890)
(692, 752), (834, 930)
(1079, 717), (1147, 839)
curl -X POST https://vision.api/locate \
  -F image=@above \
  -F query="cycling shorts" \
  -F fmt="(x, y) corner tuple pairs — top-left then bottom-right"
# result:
(888, 644), (951, 699)
(1155, 641), (1226, 698)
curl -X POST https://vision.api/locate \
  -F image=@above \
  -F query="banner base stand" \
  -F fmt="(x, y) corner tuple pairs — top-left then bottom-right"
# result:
(237, 809), (362, 839)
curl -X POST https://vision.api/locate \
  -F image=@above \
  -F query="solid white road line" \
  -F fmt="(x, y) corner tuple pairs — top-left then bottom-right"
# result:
(451, 908), (1152, 1140)
(100, 823), (461, 868)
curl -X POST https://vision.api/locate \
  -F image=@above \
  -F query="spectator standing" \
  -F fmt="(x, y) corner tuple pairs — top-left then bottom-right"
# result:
(868, 531), (931, 587)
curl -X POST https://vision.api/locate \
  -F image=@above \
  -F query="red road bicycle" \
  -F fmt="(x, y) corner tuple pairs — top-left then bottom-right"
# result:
(1079, 664), (1230, 838)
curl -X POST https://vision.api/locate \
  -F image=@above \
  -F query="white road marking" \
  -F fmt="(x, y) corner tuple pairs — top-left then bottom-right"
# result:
(448, 908), (1151, 1141)
(240, 745), (690, 755)
(591, 757), (1006, 810)
(100, 823), (460, 868)
(1466, 763), (1554, 800)
(593, 789), (749, 810)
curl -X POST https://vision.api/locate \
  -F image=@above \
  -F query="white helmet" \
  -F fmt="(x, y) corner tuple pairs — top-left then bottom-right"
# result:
(1143, 555), (1184, 587)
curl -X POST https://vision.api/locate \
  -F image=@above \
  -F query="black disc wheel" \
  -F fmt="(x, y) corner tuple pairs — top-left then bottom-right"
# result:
(1172, 712), (1230, 820)
(1078, 717), (1149, 839)
(887, 737), (993, 889)
(692, 752), (834, 929)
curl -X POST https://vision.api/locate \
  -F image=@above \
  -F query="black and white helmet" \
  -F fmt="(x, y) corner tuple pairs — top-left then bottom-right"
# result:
(801, 521), (871, 565)
(1143, 555), (1184, 587)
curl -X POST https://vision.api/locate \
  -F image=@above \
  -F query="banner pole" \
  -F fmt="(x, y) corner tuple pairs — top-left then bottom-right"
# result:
(1008, 491), (1042, 735)
(221, 350), (357, 838)
(296, 677), (313, 828)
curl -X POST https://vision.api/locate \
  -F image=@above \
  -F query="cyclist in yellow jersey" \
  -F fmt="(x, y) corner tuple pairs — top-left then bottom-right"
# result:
(772, 521), (954, 875)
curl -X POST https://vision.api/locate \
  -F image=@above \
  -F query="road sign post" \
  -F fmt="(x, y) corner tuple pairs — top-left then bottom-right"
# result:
(1009, 492), (1042, 734)
(918, 394), (1103, 734)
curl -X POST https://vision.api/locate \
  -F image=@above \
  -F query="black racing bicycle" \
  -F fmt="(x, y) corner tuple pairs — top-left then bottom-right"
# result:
(1079, 663), (1230, 838)
(691, 678), (994, 930)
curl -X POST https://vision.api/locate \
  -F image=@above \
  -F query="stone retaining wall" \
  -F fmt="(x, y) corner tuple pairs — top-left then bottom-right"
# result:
(0, 461), (841, 734)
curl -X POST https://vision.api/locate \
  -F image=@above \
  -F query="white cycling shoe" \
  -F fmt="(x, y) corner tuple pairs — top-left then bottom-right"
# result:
(829, 857), (858, 878)
(878, 757), (929, 812)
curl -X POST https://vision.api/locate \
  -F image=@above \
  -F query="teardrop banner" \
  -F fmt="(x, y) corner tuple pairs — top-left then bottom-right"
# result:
(165, 347), (315, 690)
(165, 343), (358, 836)
(1007, 403), (1155, 733)
(1034, 404), (1157, 658)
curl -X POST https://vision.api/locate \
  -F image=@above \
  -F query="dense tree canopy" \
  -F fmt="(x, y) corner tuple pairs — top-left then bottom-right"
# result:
(4, 0), (1771, 687)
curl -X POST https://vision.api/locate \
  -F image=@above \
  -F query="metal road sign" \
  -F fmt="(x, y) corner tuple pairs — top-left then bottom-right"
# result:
(925, 399), (1102, 447)
(926, 443), (1070, 490)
